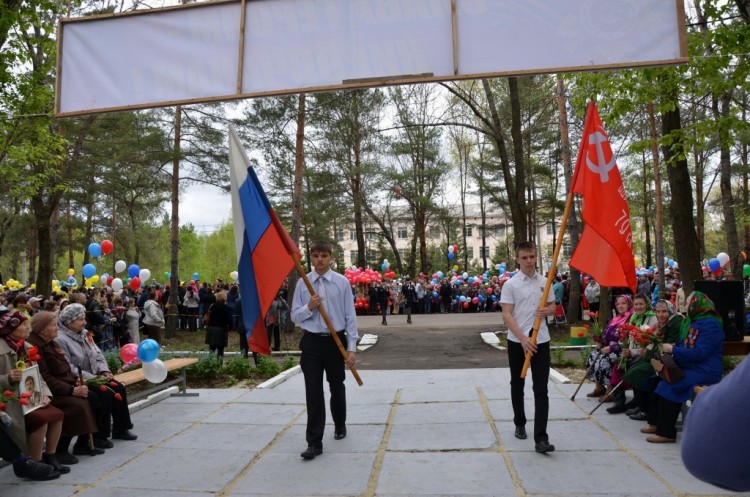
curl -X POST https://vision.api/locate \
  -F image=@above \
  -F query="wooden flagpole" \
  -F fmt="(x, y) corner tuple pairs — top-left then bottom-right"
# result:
(520, 102), (592, 379)
(290, 252), (363, 386)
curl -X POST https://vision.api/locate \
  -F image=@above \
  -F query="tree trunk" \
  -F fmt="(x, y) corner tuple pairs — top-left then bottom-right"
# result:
(713, 93), (742, 279)
(508, 77), (528, 247)
(482, 79), (527, 246)
(287, 93), (305, 314)
(648, 103), (666, 298)
(31, 199), (53, 296)
(661, 101), (701, 295)
(67, 198), (74, 269)
(167, 106), (182, 339)
(556, 77), (581, 322)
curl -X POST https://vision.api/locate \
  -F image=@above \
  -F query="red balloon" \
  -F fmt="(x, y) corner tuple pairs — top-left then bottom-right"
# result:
(463, 302), (469, 309)
(100, 239), (114, 255)
(129, 277), (141, 290)
(107, 276), (114, 285)
(472, 297), (479, 304)
(486, 288), (493, 294)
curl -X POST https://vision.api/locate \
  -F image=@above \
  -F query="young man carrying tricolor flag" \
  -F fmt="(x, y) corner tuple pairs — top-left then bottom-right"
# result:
(227, 125), (300, 357)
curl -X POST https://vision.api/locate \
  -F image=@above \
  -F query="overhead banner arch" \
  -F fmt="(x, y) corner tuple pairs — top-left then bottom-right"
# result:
(56, 0), (687, 117)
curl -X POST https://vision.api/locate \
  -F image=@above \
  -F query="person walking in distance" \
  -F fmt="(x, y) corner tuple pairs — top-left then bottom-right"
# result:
(401, 276), (416, 324)
(291, 242), (359, 460)
(500, 241), (557, 454)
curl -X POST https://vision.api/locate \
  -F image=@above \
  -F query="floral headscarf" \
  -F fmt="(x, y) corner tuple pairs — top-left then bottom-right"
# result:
(679, 291), (722, 341)
(609, 294), (634, 328)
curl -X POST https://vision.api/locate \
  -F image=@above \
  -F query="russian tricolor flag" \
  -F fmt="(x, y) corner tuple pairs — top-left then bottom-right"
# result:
(228, 125), (299, 356)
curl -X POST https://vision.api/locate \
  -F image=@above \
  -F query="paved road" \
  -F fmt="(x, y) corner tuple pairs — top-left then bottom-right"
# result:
(355, 312), (510, 369)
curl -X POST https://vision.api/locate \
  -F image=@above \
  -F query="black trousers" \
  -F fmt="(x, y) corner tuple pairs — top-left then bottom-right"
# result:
(87, 380), (133, 439)
(0, 424), (22, 462)
(646, 390), (682, 439)
(300, 331), (347, 448)
(266, 324), (281, 351)
(507, 340), (550, 443)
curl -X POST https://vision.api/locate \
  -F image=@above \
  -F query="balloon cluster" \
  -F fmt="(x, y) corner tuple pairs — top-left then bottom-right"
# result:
(379, 259), (397, 279)
(3, 279), (23, 290)
(119, 339), (167, 383)
(704, 252), (730, 276)
(344, 267), (383, 285)
(447, 244), (459, 261)
(354, 297), (370, 310)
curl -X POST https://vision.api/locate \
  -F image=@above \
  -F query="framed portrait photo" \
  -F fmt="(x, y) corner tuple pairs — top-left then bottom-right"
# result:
(20, 365), (43, 415)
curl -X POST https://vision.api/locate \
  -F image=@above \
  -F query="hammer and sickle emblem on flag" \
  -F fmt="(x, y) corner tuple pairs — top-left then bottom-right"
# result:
(585, 129), (616, 183)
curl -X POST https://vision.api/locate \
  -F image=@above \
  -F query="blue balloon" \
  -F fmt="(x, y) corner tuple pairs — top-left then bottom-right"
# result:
(192, 272), (199, 280)
(128, 264), (141, 278)
(510, 271), (516, 277)
(667, 259), (675, 267)
(67, 277), (77, 286)
(708, 258), (721, 272)
(137, 339), (160, 363)
(82, 263), (96, 278)
(432, 291), (438, 298)
(491, 295), (497, 302)
(88, 242), (102, 258)
(448, 252), (454, 260)
(468, 277), (475, 283)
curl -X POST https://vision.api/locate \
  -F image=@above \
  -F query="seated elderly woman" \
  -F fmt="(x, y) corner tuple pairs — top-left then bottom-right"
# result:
(27, 311), (100, 462)
(641, 291), (724, 443)
(0, 310), (69, 477)
(584, 294), (633, 399)
(55, 304), (137, 448)
(623, 299), (684, 421)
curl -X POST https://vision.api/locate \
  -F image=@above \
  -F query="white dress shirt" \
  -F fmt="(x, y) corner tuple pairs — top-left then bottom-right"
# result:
(291, 269), (359, 352)
(499, 271), (554, 344)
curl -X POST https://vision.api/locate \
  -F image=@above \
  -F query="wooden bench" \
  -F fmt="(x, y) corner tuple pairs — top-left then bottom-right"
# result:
(114, 357), (200, 403)
(723, 336), (750, 356)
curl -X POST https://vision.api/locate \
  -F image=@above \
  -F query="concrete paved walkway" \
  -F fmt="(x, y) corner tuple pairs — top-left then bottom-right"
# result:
(1, 367), (745, 497)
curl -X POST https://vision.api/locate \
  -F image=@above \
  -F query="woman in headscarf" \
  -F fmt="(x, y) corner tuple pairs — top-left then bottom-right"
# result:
(641, 291), (724, 443)
(623, 299), (685, 420)
(56, 304), (137, 449)
(584, 294), (634, 399)
(607, 293), (659, 414)
(27, 311), (99, 464)
(0, 311), (69, 475)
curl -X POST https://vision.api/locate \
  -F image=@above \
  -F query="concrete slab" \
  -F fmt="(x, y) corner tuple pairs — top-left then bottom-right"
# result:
(377, 452), (517, 496)
(1, 368), (747, 497)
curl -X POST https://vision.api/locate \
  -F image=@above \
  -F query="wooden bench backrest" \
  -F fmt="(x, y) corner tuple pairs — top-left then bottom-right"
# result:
(115, 357), (199, 386)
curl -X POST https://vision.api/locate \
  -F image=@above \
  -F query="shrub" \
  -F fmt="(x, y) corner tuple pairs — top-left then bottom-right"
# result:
(222, 356), (252, 379)
(281, 355), (297, 371)
(187, 355), (223, 379)
(253, 355), (281, 378)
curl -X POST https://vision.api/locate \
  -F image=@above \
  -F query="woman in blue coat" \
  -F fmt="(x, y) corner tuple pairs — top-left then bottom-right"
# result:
(642, 291), (724, 443)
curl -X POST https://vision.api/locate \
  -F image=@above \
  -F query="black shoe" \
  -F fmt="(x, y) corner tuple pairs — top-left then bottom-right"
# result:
(514, 426), (527, 440)
(112, 430), (138, 441)
(625, 407), (641, 416)
(606, 403), (628, 414)
(624, 399), (638, 409)
(13, 458), (60, 481)
(382, 321), (387, 326)
(72, 445), (105, 456)
(535, 441), (556, 454)
(407, 319), (412, 324)
(42, 453), (71, 474)
(55, 451), (79, 465)
(629, 411), (648, 421)
(300, 445), (323, 460)
(334, 426), (347, 440)
(93, 438), (114, 449)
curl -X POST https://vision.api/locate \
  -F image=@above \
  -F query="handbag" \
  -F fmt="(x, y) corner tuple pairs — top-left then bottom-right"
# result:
(651, 352), (685, 384)
(203, 304), (213, 327)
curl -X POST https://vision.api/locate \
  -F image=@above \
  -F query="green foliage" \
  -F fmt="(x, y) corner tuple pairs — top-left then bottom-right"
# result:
(104, 351), (123, 373)
(280, 355), (297, 371)
(186, 354), (223, 379)
(222, 356), (253, 380)
(252, 355), (281, 378)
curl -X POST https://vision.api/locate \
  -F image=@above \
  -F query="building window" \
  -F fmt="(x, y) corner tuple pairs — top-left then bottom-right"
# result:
(366, 231), (377, 241)
(349, 229), (357, 240)
(546, 224), (553, 236)
(495, 226), (506, 237)
(466, 246), (473, 258)
(350, 250), (358, 264)
(336, 229), (344, 241)
(479, 246), (491, 258)
(562, 242), (571, 256)
(463, 226), (473, 237)
(397, 226), (408, 239)
(398, 248), (407, 260)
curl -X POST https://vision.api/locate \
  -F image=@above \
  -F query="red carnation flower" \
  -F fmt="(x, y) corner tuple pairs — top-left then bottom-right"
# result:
(20, 392), (32, 399)
(19, 399), (29, 406)
(3, 390), (15, 398)
(99, 385), (108, 392)
(27, 346), (39, 355)
(109, 382), (118, 387)
(114, 393), (123, 401)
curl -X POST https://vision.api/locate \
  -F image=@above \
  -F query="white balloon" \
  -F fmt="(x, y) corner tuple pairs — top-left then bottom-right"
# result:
(462, 272), (468, 279)
(142, 359), (168, 383)
(717, 252), (730, 266)
(115, 260), (126, 273)
(111, 278), (123, 291)
(448, 246), (455, 253)
(139, 268), (151, 282)
(230, 271), (239, 281)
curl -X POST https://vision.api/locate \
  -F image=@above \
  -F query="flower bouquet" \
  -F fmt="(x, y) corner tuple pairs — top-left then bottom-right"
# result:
(0, 389), (28, 427)
(14, 340), (42, 370)
(85, 377), (123, 401)
(587, 312), (603, 344)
